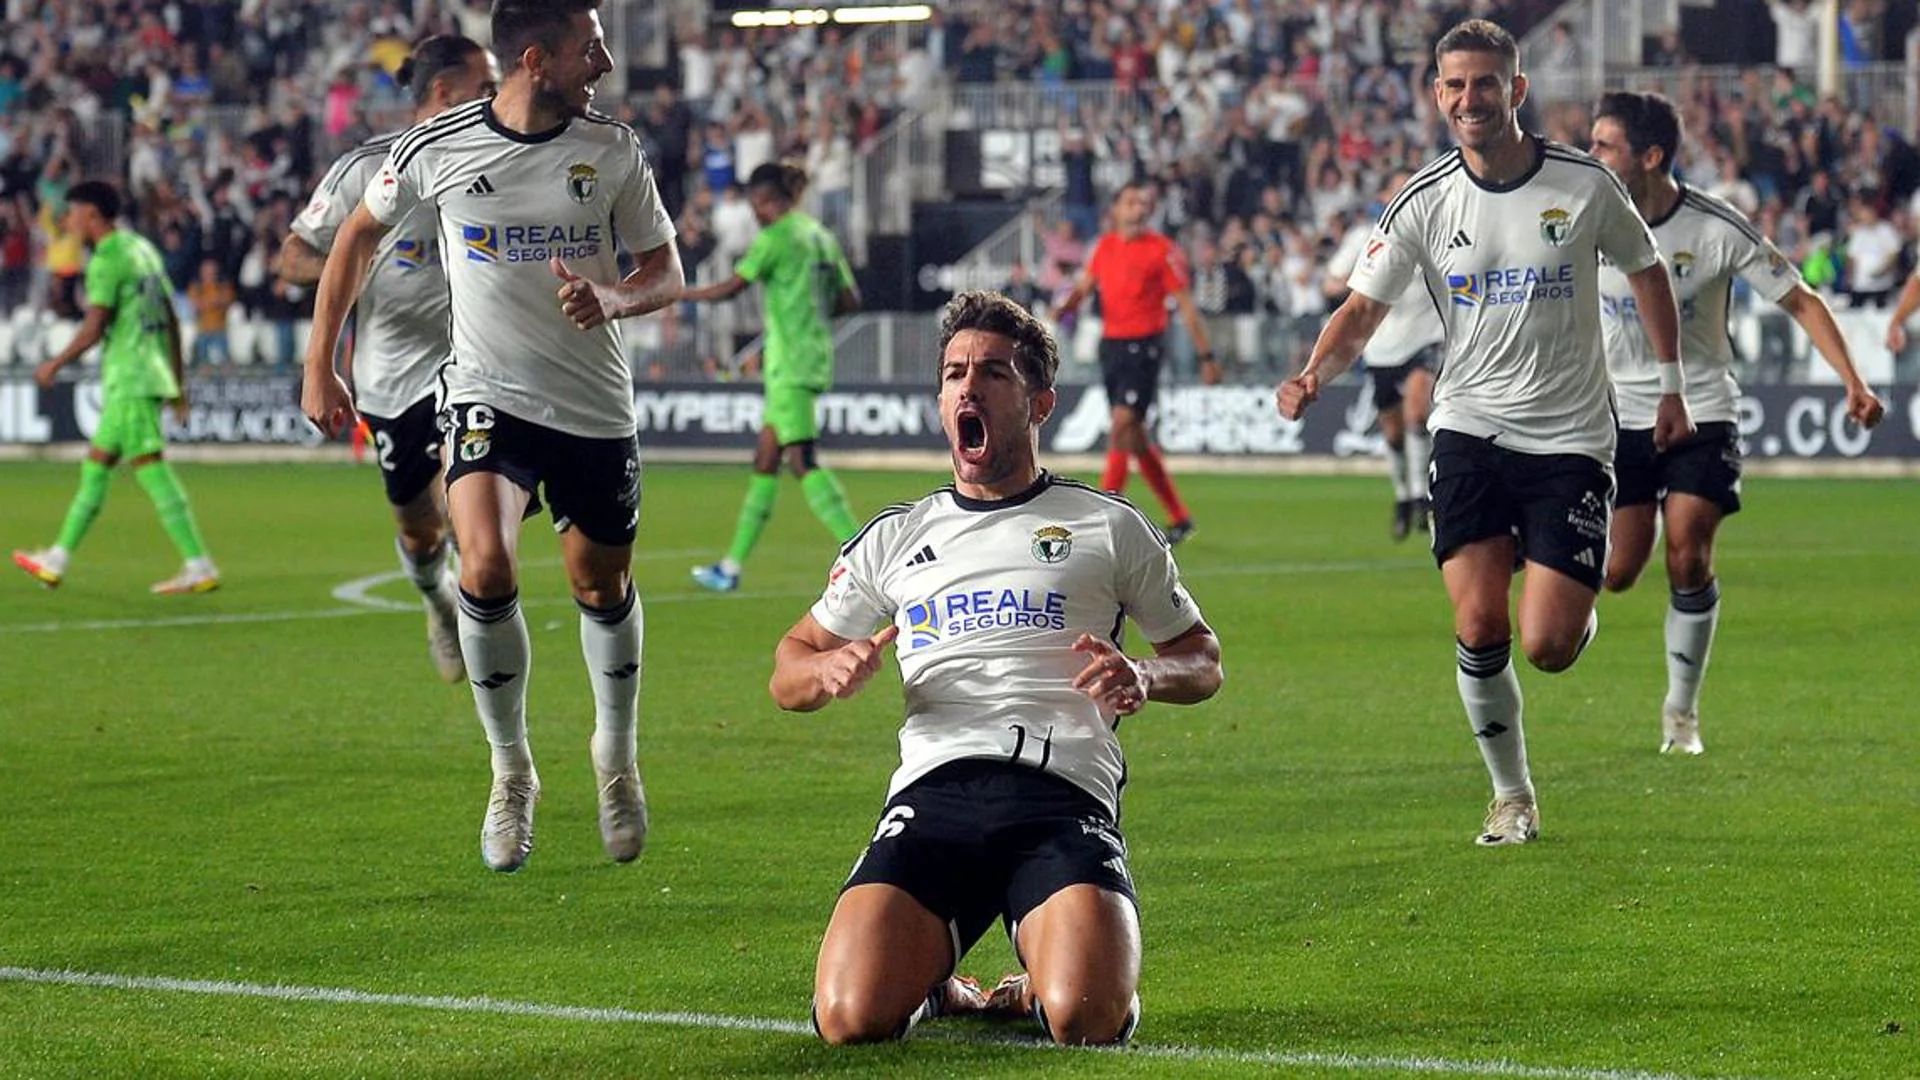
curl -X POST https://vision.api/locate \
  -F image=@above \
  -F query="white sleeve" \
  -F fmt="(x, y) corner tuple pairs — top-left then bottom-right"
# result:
(291, 155), (365, 252)
(1112, 509), (1204, 644)
(1594, 173), (1660, 275)
(1324, 225), (1369, 282)
(809, 526), (896, 641)
(1727, 225), (1802, 304)
(1346, 223), (1420, 304)
(612, 137), (677, 254)
(362, 145), (425, 229)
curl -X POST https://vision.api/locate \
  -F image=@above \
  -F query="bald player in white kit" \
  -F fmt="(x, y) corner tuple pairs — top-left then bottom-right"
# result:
(281, 34), (497, 683)
(774, 291), (1222, 1047)
(1279, 19), (1689, 847)
(302, 0), (683, 873)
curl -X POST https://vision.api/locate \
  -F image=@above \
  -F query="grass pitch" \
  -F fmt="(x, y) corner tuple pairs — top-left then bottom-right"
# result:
(1, 461), (1914, 1078)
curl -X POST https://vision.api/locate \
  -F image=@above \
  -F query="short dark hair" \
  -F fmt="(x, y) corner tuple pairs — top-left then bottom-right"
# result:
(746, 161), (808, 202)
(1595, 90), (1681, 174)
(66, 180), (121, 221)
(491, 0), (600, 69)
(1435, 18), (1519, 72)
(397, 34), (486, 106)
(938, 291), (1060, 392)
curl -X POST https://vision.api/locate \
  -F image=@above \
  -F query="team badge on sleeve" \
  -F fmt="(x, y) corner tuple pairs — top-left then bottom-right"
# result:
(1031, 526), (1073, 564)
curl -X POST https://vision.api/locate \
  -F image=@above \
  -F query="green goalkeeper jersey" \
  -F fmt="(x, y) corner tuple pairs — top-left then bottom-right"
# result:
(85, 229), (179, 401)
(735, 211), (854, 390)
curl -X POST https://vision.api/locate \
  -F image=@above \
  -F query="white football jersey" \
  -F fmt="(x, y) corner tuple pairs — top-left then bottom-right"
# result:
(1326, 221), (1444, 368)
(809, 474), (1206, 818)
(365, 99), (677, 438)
(1349, 139), (1661, 462)
(295, 131), (450, 419)
(1599, 185), (1801, 428)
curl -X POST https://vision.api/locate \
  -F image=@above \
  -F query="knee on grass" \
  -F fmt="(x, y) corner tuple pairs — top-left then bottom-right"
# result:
(1032, 986), (1140, 1046)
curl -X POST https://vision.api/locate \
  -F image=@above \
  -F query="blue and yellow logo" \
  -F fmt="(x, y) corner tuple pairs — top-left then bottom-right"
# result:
(904, 598), (941, 649)
(1447, 274), (1481, 308)
(392, 237), (435, 271)
(462, 224), (499, 263)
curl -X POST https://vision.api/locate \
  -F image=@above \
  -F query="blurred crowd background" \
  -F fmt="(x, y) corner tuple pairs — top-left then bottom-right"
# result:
(1, 0), (1915, 385)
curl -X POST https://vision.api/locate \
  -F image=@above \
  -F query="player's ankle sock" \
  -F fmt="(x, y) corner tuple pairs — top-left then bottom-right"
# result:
(132, 461), (209, 560)
(53, 458), (112, 554)
(397, 536), (451, 595)
(1385, 437), (1411, 500)
(1664, 579), (1720, 713)
(1101, 448), (1129, 493)
(458, 587), (533, 775)
(1457, 638), (1532, 800)
(725, 472), (780, 566)
(1406, 428), (1432, 499)
(800, 467), (860, 543)
(1134, 445), (1190, 523)
(578, 583), (642, 772)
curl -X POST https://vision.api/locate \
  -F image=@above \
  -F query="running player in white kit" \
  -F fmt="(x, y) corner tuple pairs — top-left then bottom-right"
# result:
(1588, 91), (1884, 754)
(282, 34), (496, 683)
(1324, 170), (1447, 540)
(1278, 20), (1689, 846)
(301, 0), (683, 873)
(772, 292), (1222, 1046)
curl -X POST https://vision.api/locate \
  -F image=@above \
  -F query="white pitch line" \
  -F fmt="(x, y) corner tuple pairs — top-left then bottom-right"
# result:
(0, 966), (1744, 1080)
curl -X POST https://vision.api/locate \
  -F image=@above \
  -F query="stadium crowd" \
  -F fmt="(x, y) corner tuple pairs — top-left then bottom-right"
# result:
(0, 0), (1916, 380)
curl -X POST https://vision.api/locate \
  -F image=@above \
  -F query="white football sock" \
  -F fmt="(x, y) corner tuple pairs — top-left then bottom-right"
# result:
(580, 583), (643, 772)
(1406, 428), (1432, 499)
(1457, 638), (1532, 800)
(1665, 580), (1720, 714)
(458, 587), (533, 776)
(1385, 439), (1411, 500)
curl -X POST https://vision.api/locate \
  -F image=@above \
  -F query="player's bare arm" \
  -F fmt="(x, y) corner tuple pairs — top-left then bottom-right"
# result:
(301, 202), (391, 437)
(771, 613), (899, 711)
(1170, 288), (1222, 385)
(1886, 272), (1920, 352)
(1775, 285), (1885, 428)
(680, 273), (748, 304)
(552, 241), (685, 331)
(34, 304), (111, 388)
(275, 233), (328, 286)
(1275, 290), (1390, 419)
(1623, 261), (1692, 450)
(1070, 622), (1222, 717)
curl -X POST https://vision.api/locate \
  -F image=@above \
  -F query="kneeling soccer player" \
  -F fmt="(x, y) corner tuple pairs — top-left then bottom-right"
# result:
(769, 291), (1223, 1045)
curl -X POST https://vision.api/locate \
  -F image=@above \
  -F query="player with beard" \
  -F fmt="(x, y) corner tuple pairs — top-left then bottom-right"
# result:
(281, 34), (497, 683)
(1279, 20), (1687, 846)
(1588, 90), (1883, 754)
(772, 291), (1222, 1045)
(302, 0), (683, 872)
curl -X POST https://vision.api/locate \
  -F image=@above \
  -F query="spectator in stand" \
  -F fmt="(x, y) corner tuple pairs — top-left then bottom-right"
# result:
(1841, 194), (1905, 306)
(186, 258), (234, 368)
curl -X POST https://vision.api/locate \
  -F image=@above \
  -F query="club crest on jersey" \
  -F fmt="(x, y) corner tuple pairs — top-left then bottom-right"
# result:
(1538, 207), (1572, 246)
(1671, 251), (1695, 280)
(1031, 525), (1073, 564)
(567, 163), (598, 204)
(459, 430), (491, 462)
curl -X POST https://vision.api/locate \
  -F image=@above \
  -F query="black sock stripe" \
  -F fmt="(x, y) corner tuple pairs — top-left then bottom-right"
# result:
(1456, 637), (1512, 679)
(576, 583), (638, 624)
(458, 587), (519, 623)
(1671, 580), (1720, 614)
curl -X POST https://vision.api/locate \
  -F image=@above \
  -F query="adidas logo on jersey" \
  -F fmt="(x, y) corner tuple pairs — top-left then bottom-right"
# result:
(905, 545), (937, 568)
(466, 174), (497, 196)
(1447, 230), (1473, 249)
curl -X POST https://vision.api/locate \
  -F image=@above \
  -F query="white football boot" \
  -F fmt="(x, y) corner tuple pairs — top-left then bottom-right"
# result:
(1477, 795), (1539, 846)
(481, 770), (540, 872)
(594, 759), (648, 863)
(1661, 707), (1705, 755)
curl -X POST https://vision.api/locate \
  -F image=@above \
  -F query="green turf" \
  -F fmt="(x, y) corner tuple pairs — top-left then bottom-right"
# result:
(1, 461), (1914, 1078)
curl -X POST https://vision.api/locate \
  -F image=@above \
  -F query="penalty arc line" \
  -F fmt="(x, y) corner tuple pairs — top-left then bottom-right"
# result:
(0, 966), (1747, 1080)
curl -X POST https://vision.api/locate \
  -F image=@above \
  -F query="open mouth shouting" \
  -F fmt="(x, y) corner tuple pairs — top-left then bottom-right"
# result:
(954, 404), (990, 466)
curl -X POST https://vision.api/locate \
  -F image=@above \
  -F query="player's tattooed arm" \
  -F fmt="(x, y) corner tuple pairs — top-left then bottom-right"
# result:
(771, 614), (899, 712)
(1275, 290), (1389, 419)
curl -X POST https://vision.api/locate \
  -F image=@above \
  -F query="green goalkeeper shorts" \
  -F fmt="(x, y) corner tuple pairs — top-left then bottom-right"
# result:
(764, 384), (821, 446)
(92, 396), (169, 460)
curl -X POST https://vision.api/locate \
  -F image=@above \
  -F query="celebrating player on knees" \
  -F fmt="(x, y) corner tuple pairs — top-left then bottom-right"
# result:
(1588, 91), (1883, 755)
(1278, 19), (1685, 847)
(301, 0), (684, 873)
(771, 291), (1222, 1046)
